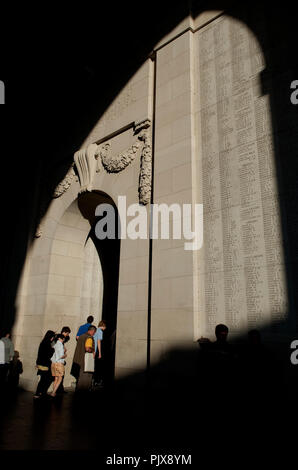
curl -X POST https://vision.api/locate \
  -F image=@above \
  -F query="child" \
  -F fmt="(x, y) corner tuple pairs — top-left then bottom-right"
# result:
(50, 334), (66, 397)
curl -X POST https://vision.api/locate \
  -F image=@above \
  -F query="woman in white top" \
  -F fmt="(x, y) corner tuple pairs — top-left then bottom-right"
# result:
(50, 334), (66, 397)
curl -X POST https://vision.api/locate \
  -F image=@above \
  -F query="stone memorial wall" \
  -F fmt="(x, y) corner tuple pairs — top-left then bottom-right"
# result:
(195, 15), (288, 337)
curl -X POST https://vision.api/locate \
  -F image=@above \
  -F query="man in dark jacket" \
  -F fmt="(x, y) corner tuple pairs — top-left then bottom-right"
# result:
(71, 325), (96, 391)
(34, 330), (55, 399)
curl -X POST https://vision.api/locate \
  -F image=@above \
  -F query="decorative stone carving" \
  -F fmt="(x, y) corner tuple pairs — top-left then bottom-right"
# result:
(95, 118), (152, 204)
(35, 163), (78, 237)
(136, 121), (152, 205)
(52, 119), (152, 203)
(34, 199), (48, 239)
(74, 143), (98, 193)
(35, 119), (152, 238)
(35, 162), (78, 238)
(96, 143), (110, 173)
(35, 223), (42, 238)
(53, 164), (76, 198)
(97, 140), (142, 173)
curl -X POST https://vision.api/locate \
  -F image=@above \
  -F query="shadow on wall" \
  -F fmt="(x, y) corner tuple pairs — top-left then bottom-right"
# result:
(1, 0), (298, 345)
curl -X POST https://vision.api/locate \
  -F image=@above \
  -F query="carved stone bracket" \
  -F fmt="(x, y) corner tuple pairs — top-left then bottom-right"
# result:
(74, 143), (98, 193)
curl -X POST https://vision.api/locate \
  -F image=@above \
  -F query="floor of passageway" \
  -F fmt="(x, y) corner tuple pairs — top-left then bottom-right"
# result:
(1, 350), (297, 464)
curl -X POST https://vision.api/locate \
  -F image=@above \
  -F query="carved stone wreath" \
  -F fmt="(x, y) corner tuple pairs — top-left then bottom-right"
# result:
(95, 118), (152, 204)
(98, 141), (141, 173)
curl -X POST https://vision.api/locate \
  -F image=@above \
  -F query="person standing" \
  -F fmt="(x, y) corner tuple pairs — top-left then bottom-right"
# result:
(0, 333), (14, 384)
(34, 330), (55, 399)
(71, 325), (96, 391)
(61, 326), (71, 342)
(93, 320), (106, 387)
(50, 334), (66, 397)
(56, 326), (71, 394)
(8, 350), (23, 389)
(76, 316), (94, 340)
(209, 324), (236, 400)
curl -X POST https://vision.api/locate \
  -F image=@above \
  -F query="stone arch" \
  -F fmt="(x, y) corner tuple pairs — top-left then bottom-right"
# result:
(14, 186), (121, 390)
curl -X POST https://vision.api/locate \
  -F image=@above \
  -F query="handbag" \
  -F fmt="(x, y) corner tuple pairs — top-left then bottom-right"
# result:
(36, 365), (49, 371)
(84, 352), (95, 373)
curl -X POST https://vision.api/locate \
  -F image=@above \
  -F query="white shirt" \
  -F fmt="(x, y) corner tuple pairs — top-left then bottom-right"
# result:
(1, 337), (14, 363)
(51, 341), (65, 363)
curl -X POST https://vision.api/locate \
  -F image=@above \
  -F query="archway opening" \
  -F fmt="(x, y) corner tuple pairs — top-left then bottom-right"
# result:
(77, 190), (121, 385)
(25, 190), (121, 390)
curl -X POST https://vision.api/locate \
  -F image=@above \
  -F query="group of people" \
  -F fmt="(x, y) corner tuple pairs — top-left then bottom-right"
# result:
(34, 326), (71, 398)
(197, 323), (271, 394)
(34, 316), (106, 399)
(0, 333), (23, 389)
